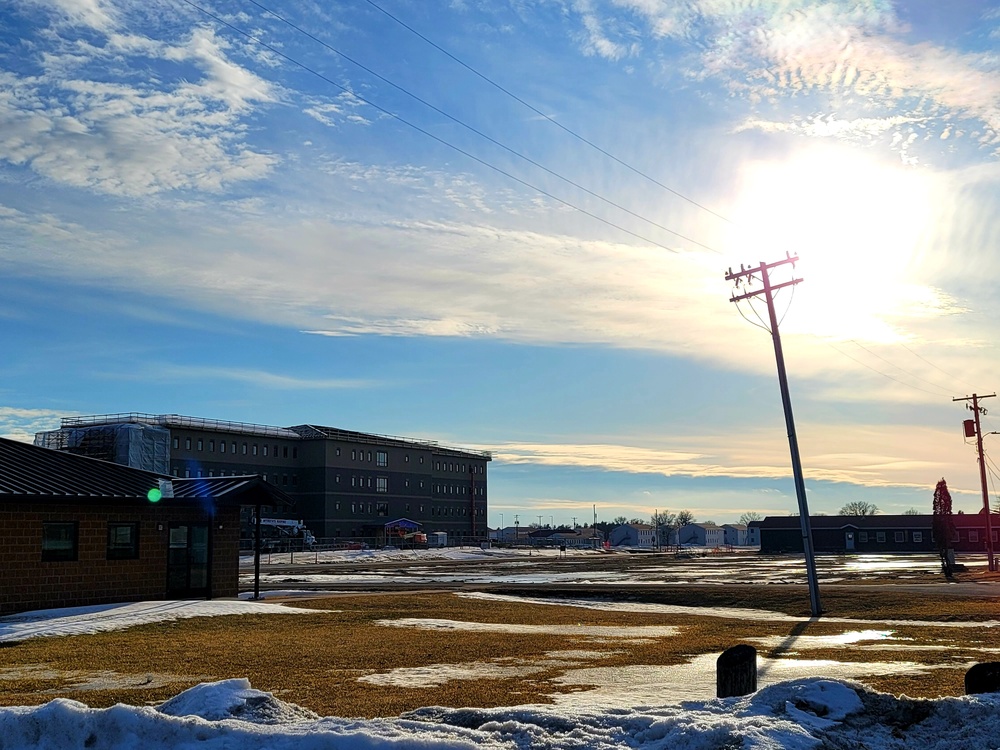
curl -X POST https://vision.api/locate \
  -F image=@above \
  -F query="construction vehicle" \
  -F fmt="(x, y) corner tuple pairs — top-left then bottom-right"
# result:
(244, 518), (316, 552)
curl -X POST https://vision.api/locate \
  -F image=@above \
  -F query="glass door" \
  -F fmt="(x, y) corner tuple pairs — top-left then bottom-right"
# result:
(167, 523), (210, 596)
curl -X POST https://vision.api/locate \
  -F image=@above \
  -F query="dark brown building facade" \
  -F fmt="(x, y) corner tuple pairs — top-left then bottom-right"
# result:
(37, 414), (491, 541)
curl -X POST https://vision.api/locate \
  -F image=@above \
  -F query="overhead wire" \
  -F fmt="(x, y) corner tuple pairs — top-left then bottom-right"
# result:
(177, 0), (699, 255)
(359, 0), (734, 225)
(848, 340), (956, 397)
(899, 342), (979, 392)
(240, 0), (719, 253)
(824, 342), (951, 397)
(186, 0), (992, 399)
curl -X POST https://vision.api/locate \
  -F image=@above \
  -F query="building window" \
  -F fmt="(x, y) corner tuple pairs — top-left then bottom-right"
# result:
(352, 449), (357, 460)
(336, 447), (341, 456)
(419, 481), (424, 488)
(336, 475), (341, 484)
(377, 476), (388, 493)
(197, 439), (203, 451)
(107, 523), (139, 560)
(405, 454), (409, 463)
(367, 477), (373, 488)
(263, 445), (268, 457)
(242, 442), (248, 454)
(219, 441), (226, 454)
(970, 530), (980, 543)
(253, 444), (258, 456)
(283, 447), (288, 458)
(859, 532), (869, 543)
(208, 470), (214, 477)
(351, 476), (356, 487)
(293, 447), (298, 459)
(172, 437), (179, 449)
(185, 469), (191, 478)
(282, 475), (288, 486)
(436, 462), (441, 470)
(273, 445), (278, 457)
(876, 531), (886, 543)
(292, 476), (299, 486)
(894, 531), (905, 543)
(377, 451), (388, 467)
(404, 479), (409, 488)
(185, 437), (192, 450)
(197, 470), (203, 478)
(914, 531), (924, 543)
(367, 451), (372, 462)
(232, 441), (237, 453)
(335, 502), (340, 511)
(377, 502), (388, 517)
(419, 456), (424, 464)
(41, 522), (78, 562)
(351, 503), (357, 513)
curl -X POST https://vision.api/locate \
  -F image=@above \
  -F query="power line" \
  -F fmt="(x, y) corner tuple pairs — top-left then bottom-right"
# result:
(360, 0), (733, 225)
(178, 0), (702, 255)
(900, 341), (978, 391)
(824, 342), (949, 397)
(849, 340), (955, 397)
(241, 0), (719, 253)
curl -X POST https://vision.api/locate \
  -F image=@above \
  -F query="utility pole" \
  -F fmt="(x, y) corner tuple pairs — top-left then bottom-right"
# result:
(955, 393), (997, 571)
(726, 254), (822, 617)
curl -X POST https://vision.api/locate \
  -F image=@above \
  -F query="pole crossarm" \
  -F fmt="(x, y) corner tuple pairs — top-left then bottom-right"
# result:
(729, 278), (801, 303)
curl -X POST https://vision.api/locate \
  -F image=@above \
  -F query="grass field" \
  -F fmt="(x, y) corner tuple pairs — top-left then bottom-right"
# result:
(3, 584), (1000, 717)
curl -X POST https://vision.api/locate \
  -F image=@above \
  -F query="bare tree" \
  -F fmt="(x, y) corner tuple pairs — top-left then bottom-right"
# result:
(903, 508), (921, 515)
(676, 509), (695, 526)
(739, 511), (762, 526)
(612, 516), (628, 526)
(839, 501), (879, 516)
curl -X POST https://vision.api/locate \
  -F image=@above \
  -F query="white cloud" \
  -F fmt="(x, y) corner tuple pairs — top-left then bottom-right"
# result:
(0, 407), (76, 443)
(0, 13), (278, 196)
(137, 365), (382, 390)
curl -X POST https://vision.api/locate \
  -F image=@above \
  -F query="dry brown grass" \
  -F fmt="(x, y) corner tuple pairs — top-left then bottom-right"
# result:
(1, 587), (998, 717)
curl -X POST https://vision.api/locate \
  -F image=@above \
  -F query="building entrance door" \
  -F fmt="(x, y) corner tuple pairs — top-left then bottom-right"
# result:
(845, 531), (855, 551)
(167, 523), (210, 597)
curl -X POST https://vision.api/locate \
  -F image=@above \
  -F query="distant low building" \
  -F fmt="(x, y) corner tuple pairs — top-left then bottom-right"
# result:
(678, 523), (725, 547)
(610, 523), (655, 548)
(749, 514), (995, 554)
(722, 523), (748, 546)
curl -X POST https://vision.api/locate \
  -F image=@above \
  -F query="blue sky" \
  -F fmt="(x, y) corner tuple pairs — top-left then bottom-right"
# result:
(2, 0), (1000, 526)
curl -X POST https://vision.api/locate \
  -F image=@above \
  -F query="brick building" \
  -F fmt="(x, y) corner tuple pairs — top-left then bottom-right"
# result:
(0, 436), (288, 616)
(37, 413), (491, 542)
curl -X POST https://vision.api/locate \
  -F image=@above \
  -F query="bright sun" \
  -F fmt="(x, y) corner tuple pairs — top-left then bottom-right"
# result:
(726, 144), (940, 343)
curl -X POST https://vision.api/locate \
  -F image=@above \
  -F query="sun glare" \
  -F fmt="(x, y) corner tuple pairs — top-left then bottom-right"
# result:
(727, 145), (939, 342)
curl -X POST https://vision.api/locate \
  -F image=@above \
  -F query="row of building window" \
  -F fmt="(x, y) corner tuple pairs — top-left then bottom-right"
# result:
(434, 461), (484, 474)
(434, 485), (485, 496)
(174, 436), (297, 460)
(858, 531), (923, 543)
(41, 521), (137, 562)
(329, 502), (484, 517)
(171, 467), (299, 486)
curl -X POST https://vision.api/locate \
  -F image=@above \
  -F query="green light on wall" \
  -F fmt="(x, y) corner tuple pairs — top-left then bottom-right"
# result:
(147, 488), (162, 503)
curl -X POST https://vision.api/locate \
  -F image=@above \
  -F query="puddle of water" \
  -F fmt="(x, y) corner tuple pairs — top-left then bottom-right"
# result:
(375, 618), (679, 641)
(750, 630), (895, 649)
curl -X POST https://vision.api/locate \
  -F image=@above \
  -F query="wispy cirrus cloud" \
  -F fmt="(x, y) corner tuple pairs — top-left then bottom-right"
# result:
(132, 365), (383, 390)
(567, 1), (1000, 156)
(483, 421), (980, 497)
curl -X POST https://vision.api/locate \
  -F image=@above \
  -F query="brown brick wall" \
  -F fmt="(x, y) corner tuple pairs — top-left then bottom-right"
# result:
(0, 503), (241, 616)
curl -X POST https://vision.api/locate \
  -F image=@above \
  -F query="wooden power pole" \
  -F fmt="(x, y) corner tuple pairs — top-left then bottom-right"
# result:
(726, 254), (822, 617)
(955, 393), (997, 571)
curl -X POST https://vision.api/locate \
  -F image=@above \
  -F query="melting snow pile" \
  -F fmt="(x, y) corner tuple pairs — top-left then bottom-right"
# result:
(4, 677), (1000, 749)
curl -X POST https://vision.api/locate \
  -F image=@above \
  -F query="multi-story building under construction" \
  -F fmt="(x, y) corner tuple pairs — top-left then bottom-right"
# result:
(36, 413), (490, 542)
